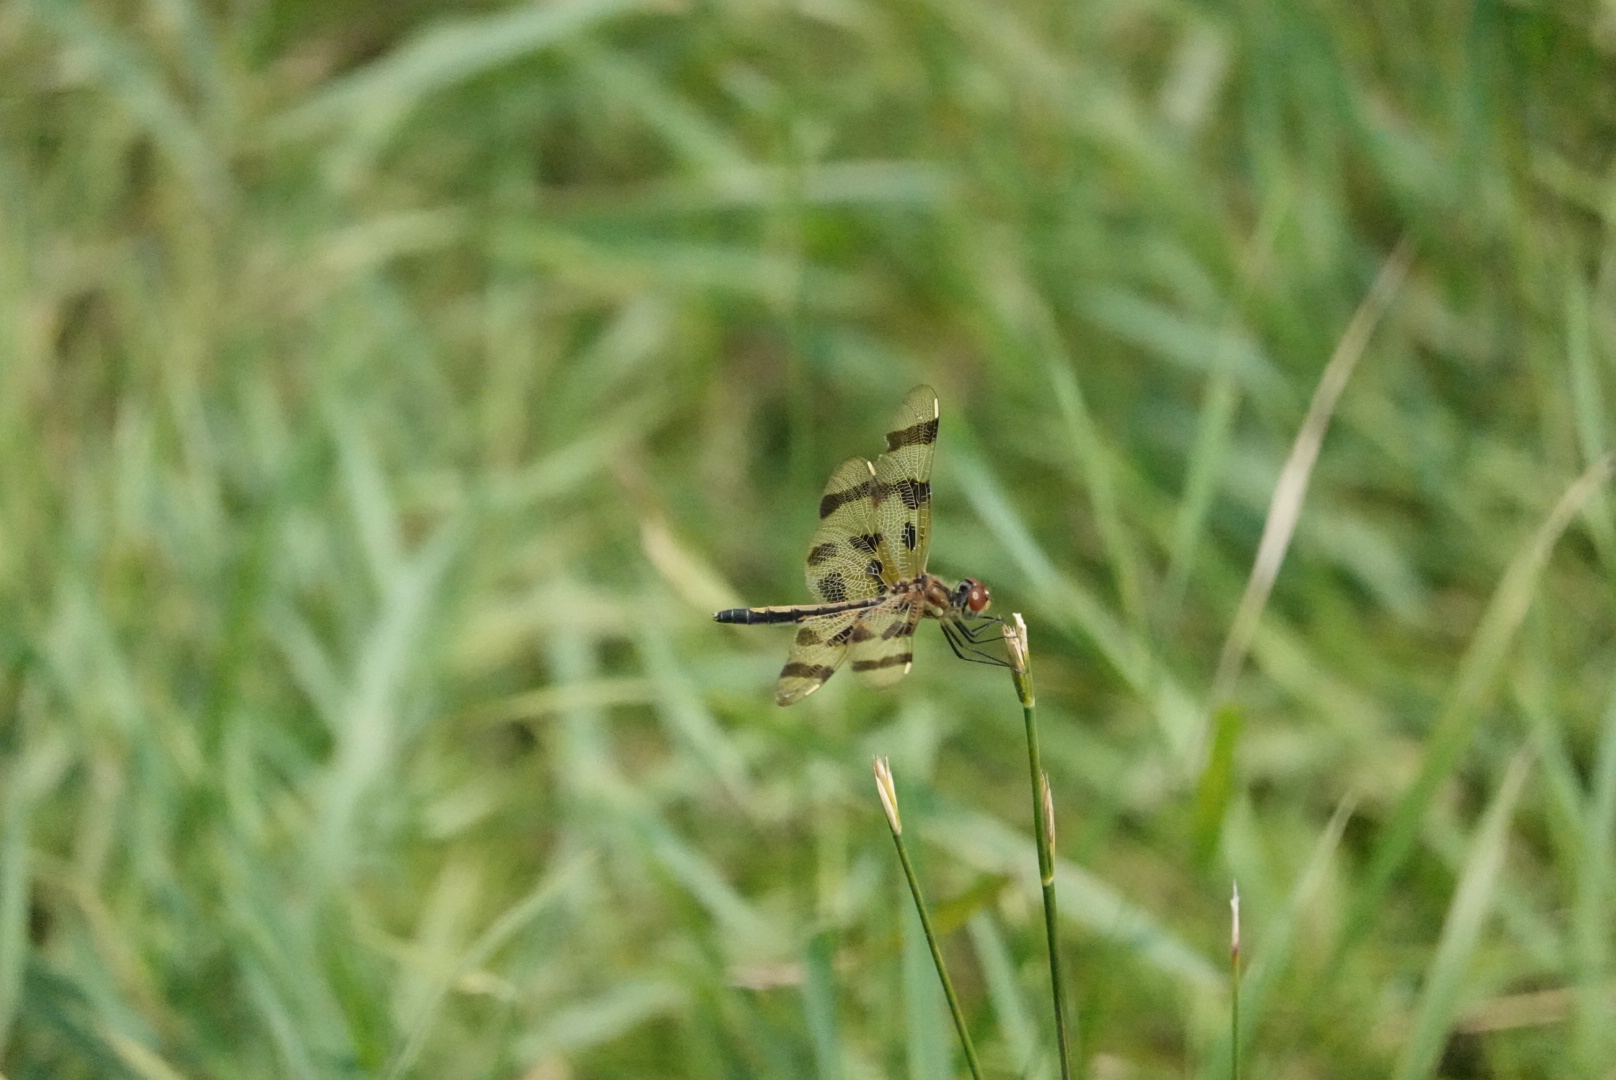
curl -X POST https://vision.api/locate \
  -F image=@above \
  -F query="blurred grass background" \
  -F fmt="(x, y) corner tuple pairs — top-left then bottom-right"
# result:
(2, 0), (1615, 1076)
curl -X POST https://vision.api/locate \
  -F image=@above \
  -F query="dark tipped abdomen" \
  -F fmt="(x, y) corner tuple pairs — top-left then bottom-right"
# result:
(715, 607), (802, 625)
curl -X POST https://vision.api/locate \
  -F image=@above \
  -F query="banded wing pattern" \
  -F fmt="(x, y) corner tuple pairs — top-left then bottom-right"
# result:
(871, 384), (938, 581)
(774, 608), (863, 705)
(845, 595), (924, 689)
(774, 453), (900, 705)
(803, 457), (892, 605)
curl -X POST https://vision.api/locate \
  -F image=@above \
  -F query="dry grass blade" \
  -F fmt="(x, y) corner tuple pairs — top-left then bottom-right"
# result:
(1208, 239), (1414, 714)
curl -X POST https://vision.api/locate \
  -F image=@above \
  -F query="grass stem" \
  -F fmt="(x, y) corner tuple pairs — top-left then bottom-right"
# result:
(874, 758), (985, 1080)
(1006, 616), (1077, 1080)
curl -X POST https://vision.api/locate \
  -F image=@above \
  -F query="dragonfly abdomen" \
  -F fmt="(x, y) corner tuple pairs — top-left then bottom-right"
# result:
(715, 599), (878, 625)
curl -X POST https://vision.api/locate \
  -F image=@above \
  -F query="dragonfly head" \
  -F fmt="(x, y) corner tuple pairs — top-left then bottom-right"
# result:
(953, 578), (992, 615)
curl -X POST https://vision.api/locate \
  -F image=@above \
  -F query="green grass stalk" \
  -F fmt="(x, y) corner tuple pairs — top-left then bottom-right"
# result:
(1005, 615), (1076, 1080)
(874, 758), (985, 1080)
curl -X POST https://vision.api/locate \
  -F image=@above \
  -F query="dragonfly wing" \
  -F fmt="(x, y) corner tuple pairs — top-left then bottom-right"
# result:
(804, 456), (893, 604)
(847, 595), (923, 690)
(775, 608), (861, 705)
(872, 385), (938, 580)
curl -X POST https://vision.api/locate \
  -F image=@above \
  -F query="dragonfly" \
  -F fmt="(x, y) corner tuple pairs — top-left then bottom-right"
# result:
(716, 384), (1006, 705)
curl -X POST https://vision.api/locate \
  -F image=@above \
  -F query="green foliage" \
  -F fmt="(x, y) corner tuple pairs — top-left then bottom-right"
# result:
(1, 0), (1614, 1076)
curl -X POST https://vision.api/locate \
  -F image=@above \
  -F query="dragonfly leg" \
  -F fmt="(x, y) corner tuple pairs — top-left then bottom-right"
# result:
(954, 616), (1004, 644)
(940, 620), (1012, 667)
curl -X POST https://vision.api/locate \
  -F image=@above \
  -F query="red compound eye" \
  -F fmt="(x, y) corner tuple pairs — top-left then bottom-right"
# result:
(965, 580), (992, 614)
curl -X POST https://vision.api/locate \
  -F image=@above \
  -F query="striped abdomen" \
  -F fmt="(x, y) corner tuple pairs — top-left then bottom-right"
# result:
(715, 599), (880, 625)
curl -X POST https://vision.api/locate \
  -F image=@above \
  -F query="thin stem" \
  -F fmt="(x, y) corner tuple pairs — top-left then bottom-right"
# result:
(1007, 615), (1077, 1080)
(1026, 704), (1076, 1080)
(888, 822), (985, 1080)
(1231, 963), (1241, 1080)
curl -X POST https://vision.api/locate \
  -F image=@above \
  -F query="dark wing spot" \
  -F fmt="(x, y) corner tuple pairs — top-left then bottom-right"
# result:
(795, 626), (823, 646)
(815, 573), (848, 603)
(886, 417), (939, 450)
(828, 624), (857, 646)
(882, 617), (919, 639)
(851, 653), (912, 672)
(806, 542), (839, 566)
(782, 662), (837, 680)
(819, 481), (871, 519)
(872, 479), (930, 511)
(902, 523), (918, 551)
(849, 533), (883, 556)
(865, 559), (883, 580)
(849, 623), (875, 643)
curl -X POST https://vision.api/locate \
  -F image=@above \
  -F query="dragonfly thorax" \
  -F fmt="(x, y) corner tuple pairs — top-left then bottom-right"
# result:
(914, 574), (993, 619)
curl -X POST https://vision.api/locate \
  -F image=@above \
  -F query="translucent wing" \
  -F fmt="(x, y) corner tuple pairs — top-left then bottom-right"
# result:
(847, 594), (924, 690)
(803, 457), (894, 604)
(775, 608), (861, 705)
(871, 384), (938, 580)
